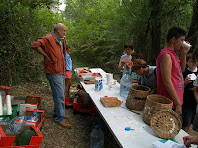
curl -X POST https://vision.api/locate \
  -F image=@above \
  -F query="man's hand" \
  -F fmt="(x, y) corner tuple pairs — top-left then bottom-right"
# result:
(183, 136), (198, 148)
(132, 83), (138, 86)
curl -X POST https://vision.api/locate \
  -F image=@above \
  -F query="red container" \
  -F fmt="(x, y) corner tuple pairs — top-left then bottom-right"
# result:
(0, 85), (10, 95)
(0, 85), (10, 104)
(65, 97), (73, 107)
(73, 94), (97, 115)
(0, 125), (43, 148)
(24, 109), (45, 130)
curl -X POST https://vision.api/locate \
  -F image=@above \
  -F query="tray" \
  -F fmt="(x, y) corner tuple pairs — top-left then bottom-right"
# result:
(100, 97), (122, 107)
(76, 67), (91, 75)
(84, 80), (95, 84)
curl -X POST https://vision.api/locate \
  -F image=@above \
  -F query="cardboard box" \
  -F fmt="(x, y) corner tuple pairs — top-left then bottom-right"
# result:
(11, 96), (26, 105)
(0, 125), (43, 148)
(25, 95), (42, 109)
(19, 103), (37, 116)
(24, 109), (45, 130)
(11, 95), (42, 113)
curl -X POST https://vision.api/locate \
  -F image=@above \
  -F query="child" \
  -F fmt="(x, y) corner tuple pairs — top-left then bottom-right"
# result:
(156, 27), (191, 115)
(193, 49), (198, 132)
(182, 53), (198, 133)
(131, 50), (143, 63)
(64, 45), (72, 97)
(132, 59), (157, 94)
(193, 76), (198, 132)
(118, 42), (134, 79)
(130, 50), (143, 84)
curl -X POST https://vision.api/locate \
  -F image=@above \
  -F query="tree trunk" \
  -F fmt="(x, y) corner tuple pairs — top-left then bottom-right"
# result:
(150, 0), (162, 65)
(186, 0), (198, 51)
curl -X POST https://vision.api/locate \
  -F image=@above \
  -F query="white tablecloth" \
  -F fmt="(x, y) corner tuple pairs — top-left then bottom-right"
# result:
(75, 68), (195, 148)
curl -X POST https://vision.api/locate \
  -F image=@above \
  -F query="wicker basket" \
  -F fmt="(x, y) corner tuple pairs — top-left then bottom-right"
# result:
(150, 110), (182, 139)
(126, 85), (151, 111)
(143, 94), (173, 125)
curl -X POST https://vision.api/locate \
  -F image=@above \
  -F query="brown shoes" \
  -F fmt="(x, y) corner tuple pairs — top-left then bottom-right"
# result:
(59, 120), (72, 129)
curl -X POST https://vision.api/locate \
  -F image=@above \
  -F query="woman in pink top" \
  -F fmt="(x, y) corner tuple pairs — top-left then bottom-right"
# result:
(156, 27), (191, 115)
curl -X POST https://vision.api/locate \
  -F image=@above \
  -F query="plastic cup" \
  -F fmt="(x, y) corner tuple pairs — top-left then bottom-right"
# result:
(182, 41), (192, 48)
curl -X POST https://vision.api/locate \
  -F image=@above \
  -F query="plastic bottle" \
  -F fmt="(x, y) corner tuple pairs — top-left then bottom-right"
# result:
(5, 116), (25, 133)
(120, 71), (133, 98)
(90, 125), (104, 148)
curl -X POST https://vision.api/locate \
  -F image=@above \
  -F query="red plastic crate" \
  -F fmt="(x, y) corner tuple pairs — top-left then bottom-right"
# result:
(0, 125), (43, 148)
(0, 85), (10, 104)
(65, 97), (73, 107)
(73, 94), (97, 115)
(0, 85), (10, 95)
(24, 109), (45, 131)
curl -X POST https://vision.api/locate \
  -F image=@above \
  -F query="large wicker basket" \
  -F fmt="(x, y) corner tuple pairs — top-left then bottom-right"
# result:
(150, 110), (182, 139)
(143, 94), (173, 125)
(126, 85), (151, 111)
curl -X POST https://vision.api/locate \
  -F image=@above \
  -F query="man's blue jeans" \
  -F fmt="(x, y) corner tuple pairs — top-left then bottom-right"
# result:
(46, 73), (65, 123)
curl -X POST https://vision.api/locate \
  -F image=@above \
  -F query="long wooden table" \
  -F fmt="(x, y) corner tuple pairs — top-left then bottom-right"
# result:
(75, 68), (196, 148)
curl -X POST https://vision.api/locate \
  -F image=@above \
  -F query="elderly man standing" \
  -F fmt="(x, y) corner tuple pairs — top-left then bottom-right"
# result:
(31, 23), (71, 128)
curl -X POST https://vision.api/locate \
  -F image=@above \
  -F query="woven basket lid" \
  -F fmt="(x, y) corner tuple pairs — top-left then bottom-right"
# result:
(150, 110), (182, 139)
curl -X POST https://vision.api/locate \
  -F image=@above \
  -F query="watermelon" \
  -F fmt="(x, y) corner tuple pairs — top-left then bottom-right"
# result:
(127, 62), (132, 67)
(16, 129), (37, 146)
(122, 59), (130, 63)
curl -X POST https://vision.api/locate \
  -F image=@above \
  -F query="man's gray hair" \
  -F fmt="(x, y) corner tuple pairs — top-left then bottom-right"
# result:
(54, 23), (64, 31)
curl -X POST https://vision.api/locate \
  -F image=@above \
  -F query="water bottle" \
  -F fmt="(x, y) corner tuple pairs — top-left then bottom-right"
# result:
(120, 71), (133, 98)
(90, 125), (104, 148)
(5, 116), (25, 133)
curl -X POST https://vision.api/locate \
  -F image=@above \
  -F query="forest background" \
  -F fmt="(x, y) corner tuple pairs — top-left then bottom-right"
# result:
(0, 0), (198, 86)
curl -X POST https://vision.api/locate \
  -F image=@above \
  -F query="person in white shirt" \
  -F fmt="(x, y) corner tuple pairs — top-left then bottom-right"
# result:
(118, 42), (134, 79)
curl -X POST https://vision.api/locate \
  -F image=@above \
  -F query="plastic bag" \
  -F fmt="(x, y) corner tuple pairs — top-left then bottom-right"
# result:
(5, 116), (26, 133)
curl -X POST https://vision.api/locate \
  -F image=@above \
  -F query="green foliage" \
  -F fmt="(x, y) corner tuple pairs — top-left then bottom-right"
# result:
(0, 0), (63, 85)
(0, 0), (197, 85)
(62, 0), (197, 71)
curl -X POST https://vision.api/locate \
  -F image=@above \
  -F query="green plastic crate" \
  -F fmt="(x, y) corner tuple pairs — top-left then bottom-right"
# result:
(0, 104), (18, 121)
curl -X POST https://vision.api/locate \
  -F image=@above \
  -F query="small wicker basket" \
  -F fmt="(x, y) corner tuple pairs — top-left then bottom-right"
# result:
(143, 94), (173, 125)
(150, 110), (182, 139)
(126, 85), (151, 111)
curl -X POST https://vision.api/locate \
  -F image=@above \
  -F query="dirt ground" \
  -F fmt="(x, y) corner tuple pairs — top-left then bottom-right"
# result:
(10, 82), (198, 148)
(10, 82), (120, 148)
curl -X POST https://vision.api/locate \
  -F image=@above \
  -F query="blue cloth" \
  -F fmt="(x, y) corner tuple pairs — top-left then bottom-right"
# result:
(64, 52), (72, 71)
(46, 73), (65, 123)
